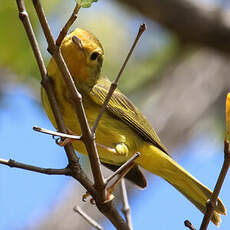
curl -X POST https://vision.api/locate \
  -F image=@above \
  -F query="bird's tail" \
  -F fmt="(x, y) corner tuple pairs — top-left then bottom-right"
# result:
(136, 143), (226, 226)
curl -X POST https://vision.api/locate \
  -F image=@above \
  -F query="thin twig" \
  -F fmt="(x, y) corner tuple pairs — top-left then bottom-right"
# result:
(56, 2), (81, 46)
(121, 179), (133, 230)
(91, 24), (146, 134)
(105, 152), (140, 185)
(0, 158), (70, 175)
(33, 126), (81, 140)
(73, 206), (104, 230)
(32, 0), (106, 196)
(184, 220), (196, 230)
(200, 139), (230, 230)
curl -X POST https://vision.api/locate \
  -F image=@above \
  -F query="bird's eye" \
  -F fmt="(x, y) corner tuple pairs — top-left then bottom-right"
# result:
(90, 52), (99, 61)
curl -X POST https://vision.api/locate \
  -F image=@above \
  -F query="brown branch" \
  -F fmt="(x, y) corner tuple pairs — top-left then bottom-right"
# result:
(118, 0), (230, 54)
(15, 1), (95, 197)
(91, 24), (146, 134)
(73, 206), (103, 230)
(121, 179), (133, 230)
(16, 0), (95, 208)
(32, 0), (105, 196)
(56, 2), (81, 47)
(0, 158), (70, 175)
(200, 139), (230, 230)
(15, 1), (130, 229)
(184, 220), (196, 230)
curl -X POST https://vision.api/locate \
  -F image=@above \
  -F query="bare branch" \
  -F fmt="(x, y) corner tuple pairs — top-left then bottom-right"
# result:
(15, 1), (131, 229)
(16, 0), (95, 198)
(91, 24), (146, 134)
(32, 0), (105, 196)
(200, 140), (230, 230)
(33, 126), (81, 140)
(105, 152), (140, 185)
(56, 2), (81, 47)
(184, 220), (196, 230)
(73, 206), (103, 230)
(121, 179), (133, 230)
(0, 158), (70, 175)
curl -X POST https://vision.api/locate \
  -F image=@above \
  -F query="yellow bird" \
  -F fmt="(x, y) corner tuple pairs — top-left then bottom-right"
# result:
(41, 28), (226, 225)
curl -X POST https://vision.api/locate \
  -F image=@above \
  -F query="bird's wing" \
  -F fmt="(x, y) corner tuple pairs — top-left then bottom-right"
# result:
(90, 77), (168, 155)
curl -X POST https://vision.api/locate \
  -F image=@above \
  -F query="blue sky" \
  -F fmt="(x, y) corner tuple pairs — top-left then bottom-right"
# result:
(0, 86), (229, 230)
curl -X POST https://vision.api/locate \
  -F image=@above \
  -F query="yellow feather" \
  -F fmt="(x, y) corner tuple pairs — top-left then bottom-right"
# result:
(42, 28), (226, 225)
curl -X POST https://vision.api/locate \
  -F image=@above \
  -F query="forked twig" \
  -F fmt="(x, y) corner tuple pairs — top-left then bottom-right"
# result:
(73, 206), (103, 230)
(10, 1), (145, 229)
(13, 1), (132, 229)
(15, 0), (99, 201)
(32, 0), (106, 197)
(91, 24), (146, 134)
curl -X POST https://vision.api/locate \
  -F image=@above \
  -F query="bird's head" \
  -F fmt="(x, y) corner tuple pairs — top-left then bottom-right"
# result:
(48, 28), (104, 88)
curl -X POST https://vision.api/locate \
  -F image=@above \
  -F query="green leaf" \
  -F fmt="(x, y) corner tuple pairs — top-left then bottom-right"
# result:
(77, 0), (98, 8)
